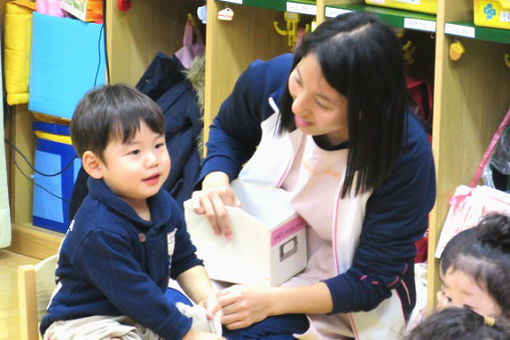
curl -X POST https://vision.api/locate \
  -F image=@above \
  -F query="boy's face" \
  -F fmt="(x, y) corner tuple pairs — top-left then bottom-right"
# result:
(97, 122), (170, 208)
(437, 266), (502, 319)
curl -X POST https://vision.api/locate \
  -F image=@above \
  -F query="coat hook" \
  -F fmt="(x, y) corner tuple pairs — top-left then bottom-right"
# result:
(402, 40), (416, 64)
(449, 40), (465, 61)
(505, 53), (510, 69)
(274, 12), (309, 49)
(396, 28), (405, 38)
(187, 12), (196, 27)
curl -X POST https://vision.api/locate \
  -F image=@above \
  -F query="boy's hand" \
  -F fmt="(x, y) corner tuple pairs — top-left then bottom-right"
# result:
(182, 329), (226, 340)
(199, 294), (223, 320)
(436, 289), (450, 310)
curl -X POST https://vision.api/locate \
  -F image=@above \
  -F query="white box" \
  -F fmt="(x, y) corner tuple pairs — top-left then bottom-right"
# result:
(184, 181), (307, 286)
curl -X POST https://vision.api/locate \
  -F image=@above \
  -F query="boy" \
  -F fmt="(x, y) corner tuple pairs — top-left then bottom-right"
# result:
(40, 84), (224, 340)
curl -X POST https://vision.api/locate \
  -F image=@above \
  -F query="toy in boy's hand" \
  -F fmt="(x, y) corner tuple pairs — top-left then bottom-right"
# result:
(176, 302), (222, 335)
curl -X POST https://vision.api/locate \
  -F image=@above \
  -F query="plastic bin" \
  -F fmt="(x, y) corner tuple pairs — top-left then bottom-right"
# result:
(474, 0), (510, 29)
(365, 0), (437, 14)
(32, 121), (81, 233)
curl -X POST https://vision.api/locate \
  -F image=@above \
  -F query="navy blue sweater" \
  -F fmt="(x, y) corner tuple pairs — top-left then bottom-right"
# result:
(201, 53), (436, 316)
(40, 178), (202, 339)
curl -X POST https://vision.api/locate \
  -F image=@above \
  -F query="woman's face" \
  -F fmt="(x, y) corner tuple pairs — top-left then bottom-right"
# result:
(288, 53), (349, 147)
(437, 266), (502, 319)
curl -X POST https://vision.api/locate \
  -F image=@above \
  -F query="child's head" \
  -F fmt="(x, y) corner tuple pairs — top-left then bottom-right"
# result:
(438, 213), (510, 321)
(405, 307), (510, 340)
(71, 84), (170, 202)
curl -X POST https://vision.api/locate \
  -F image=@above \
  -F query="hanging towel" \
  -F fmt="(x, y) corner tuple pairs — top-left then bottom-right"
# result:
(4, 0), (36, 105)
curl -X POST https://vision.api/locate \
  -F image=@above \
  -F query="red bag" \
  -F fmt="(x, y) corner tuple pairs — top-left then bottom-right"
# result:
(407, 75), (433, 127)
(414, 225), (428, 263)
(408, 75), (433, 262)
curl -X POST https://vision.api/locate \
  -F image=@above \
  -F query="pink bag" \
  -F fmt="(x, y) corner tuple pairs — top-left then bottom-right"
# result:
(36, 0), (64, 17)
(435, 106), (510, 258)
(175, 16), (205, 69)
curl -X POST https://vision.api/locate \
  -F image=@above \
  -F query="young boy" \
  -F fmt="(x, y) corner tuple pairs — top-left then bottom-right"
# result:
(40, 84), (224, 340)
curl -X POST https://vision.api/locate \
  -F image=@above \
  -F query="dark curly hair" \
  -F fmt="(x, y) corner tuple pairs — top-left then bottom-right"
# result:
(405, 307), (510, 340)
(440, 213), (510, 321)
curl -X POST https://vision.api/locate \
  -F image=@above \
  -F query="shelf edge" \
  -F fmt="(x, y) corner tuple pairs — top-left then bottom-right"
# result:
(7, 224), (63, 260)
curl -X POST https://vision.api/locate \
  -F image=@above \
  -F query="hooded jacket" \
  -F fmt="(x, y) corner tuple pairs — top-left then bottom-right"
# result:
(41, 178), (202, 339)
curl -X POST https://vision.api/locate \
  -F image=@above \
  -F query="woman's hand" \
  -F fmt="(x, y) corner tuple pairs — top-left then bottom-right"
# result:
(218, 285), (275, 330)
(192, 171), (240, 239)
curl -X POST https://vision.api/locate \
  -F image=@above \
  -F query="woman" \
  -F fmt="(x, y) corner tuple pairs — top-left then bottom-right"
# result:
(192, 12), (436, 339)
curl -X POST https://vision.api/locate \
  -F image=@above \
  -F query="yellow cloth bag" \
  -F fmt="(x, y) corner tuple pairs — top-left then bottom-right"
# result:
(4, 0), (36, 105)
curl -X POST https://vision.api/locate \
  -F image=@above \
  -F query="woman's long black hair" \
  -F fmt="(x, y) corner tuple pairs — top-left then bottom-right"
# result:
(278, 12), (407, 197)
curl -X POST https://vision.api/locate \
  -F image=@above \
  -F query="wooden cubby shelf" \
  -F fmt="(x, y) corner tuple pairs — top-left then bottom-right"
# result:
(7, 0), (510, 318)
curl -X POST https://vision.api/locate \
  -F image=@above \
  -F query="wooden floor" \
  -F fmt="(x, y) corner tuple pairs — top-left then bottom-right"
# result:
(0, 250), (39, 340)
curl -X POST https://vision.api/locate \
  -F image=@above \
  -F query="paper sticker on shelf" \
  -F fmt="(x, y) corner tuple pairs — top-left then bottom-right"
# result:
(286, 2), (317, 15)
(444, 23), (475, 38)
(218, 7), (234, 21)
(221, 0), (242, 4)
(325, 7), (352, 18)
(404, 18), (436, 32)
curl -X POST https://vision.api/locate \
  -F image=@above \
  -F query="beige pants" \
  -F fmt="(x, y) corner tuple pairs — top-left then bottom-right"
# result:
(43, 315), (164, 340)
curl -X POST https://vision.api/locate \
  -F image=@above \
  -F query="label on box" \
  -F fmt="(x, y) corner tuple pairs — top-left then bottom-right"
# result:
(271, 216), (306, 247)
(501, 11), (510, 23)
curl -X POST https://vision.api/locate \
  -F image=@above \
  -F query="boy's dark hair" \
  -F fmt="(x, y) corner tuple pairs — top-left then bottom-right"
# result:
(278, 12), (407, 197)
(440, 213), (510, 321)
(70, 84), (164, 160)
(405, 307), (510, 340)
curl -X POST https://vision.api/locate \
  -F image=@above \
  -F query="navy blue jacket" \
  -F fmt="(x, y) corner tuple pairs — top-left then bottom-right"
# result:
(41, 178), (202, 339)
(200, 53), (436, 316)
(141, 53), (203, 206)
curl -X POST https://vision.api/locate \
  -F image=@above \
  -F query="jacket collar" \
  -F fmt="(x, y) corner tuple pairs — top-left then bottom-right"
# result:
(87, 177), (173, 230)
